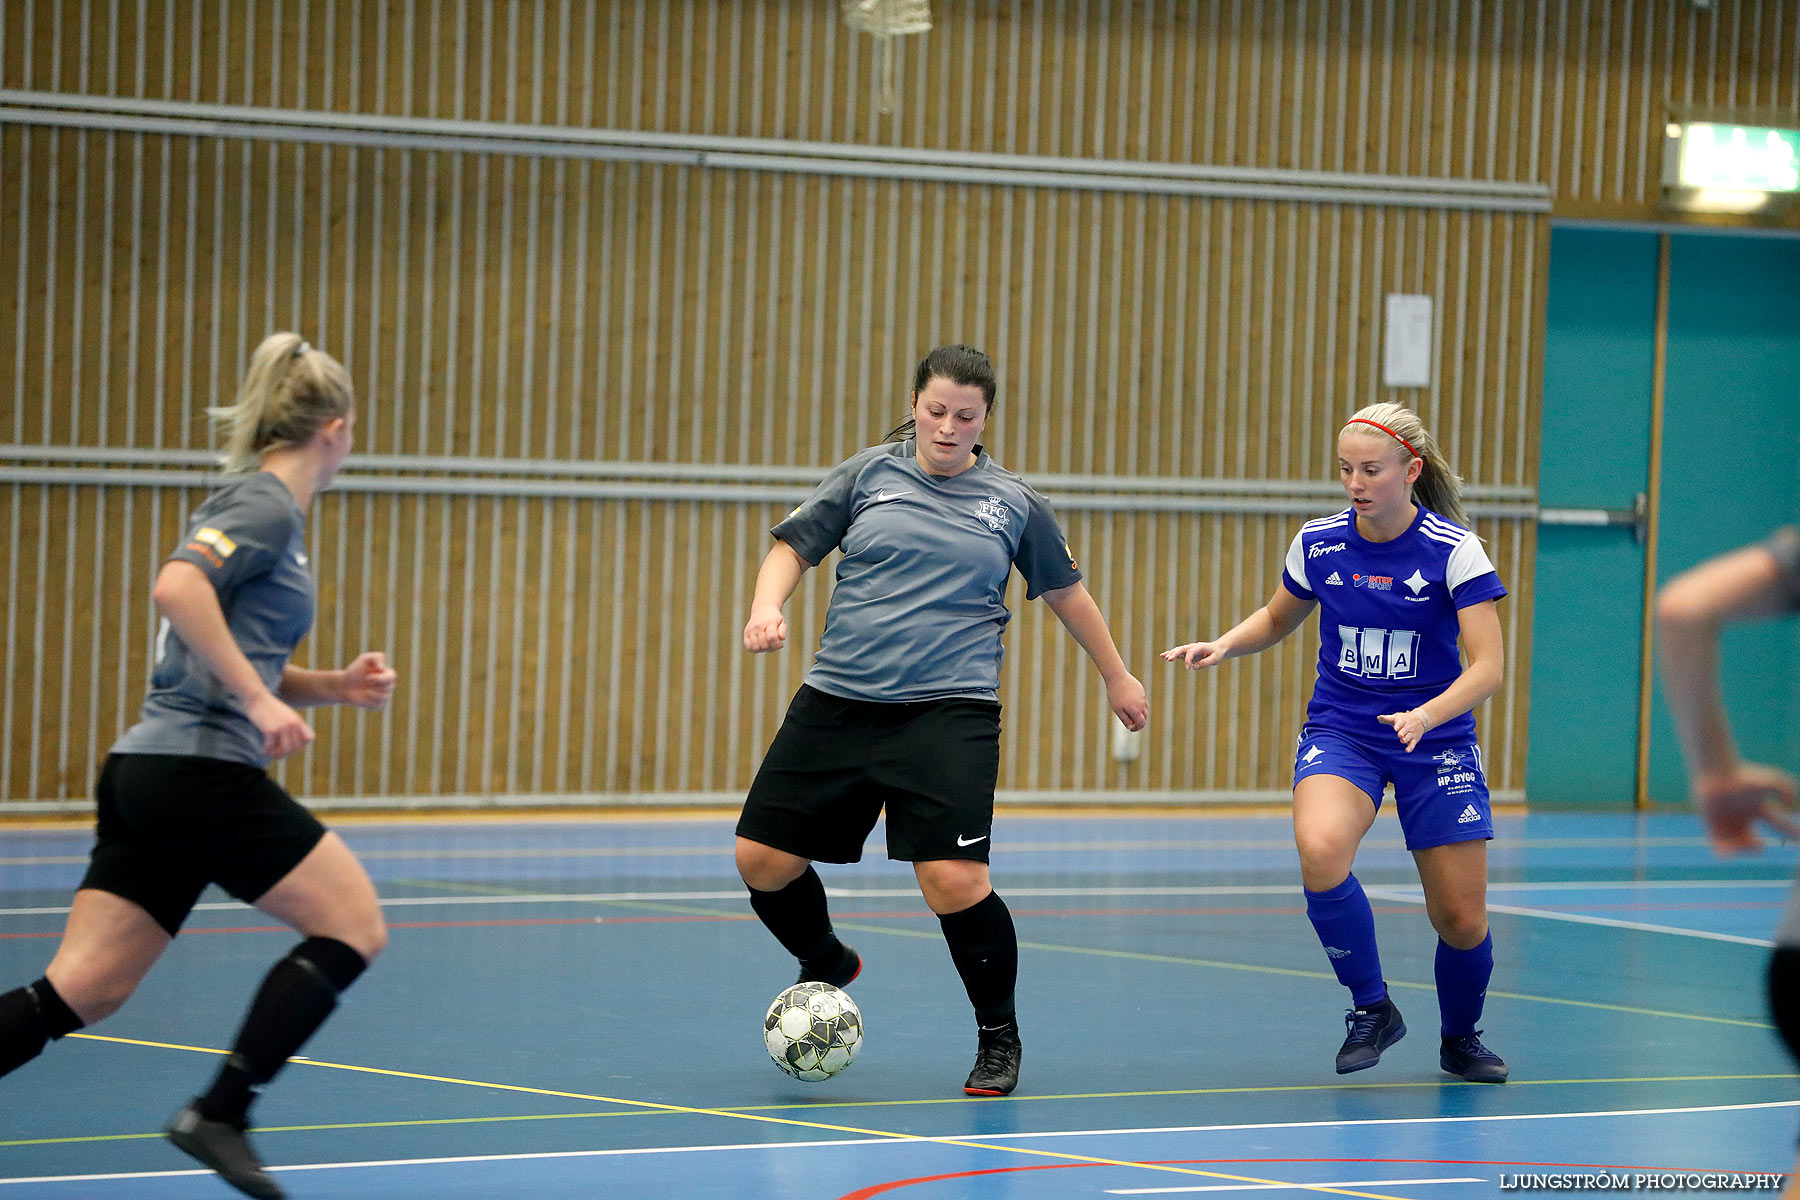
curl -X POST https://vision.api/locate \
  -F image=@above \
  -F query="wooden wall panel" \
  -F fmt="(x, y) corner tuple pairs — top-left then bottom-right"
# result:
(1, 2), (1794, 214)
(5, 0), (1783, 808)
(0, 478), (1534, 804)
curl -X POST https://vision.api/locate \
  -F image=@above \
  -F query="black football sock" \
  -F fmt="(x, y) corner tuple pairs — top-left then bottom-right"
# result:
(747, 867), (841, 966)
(1769, 945), (1800, 1063)
(198, 937), (367, 1125)
(938, 891), (1018, 1026)
(0, 977), (83, 1078)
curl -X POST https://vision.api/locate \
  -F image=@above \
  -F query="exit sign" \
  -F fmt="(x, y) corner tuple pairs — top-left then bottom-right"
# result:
(1672, 122), (1800, 192)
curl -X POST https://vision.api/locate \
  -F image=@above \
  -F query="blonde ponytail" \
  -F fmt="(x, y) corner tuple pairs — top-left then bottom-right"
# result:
(208, 332), (354, 473)
(1343, 402), (1470, 529)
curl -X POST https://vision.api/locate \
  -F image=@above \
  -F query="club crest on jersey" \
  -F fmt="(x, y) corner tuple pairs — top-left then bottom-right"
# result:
(192, 527), (237, 557)
(1351, 573), (1393, 591)
(976, 495), (1011, 532)
(184, 526), (237, 568)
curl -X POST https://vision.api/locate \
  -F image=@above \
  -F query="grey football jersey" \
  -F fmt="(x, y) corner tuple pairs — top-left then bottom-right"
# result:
(112, 471), (315, 766)
(773, 440), (1081, 702)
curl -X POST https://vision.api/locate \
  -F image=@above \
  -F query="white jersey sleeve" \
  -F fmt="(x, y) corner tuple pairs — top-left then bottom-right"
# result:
(1445, 530), (1497, 591)
(1284, 530), (1312, 594)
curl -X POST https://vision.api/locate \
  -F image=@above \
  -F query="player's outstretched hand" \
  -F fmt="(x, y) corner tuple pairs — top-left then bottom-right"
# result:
(1377, 708), (1431, 753)
(1161, 641), (1226, 670)
(743, 608), (787, 653)
(248, 692), (315, 759)
(1107, 673), (1149, 732)
(1695, 763), (1800, 857)
(342, 651), (397, 710)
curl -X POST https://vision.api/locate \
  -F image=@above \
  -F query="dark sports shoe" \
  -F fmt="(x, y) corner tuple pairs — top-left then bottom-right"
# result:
(1335, 997), (1406, 1074)
(797, 941), (862, 989)
(1441, 1031), (1509, 1082)
(166, 1102), (286, 1200)
(963, 1018), (1023, 1096)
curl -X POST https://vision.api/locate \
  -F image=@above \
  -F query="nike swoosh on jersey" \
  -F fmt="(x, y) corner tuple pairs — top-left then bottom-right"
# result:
(871, 489), (913, 503)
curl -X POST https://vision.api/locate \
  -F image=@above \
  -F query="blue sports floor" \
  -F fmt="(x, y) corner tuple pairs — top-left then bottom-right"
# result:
(0, 808), (1794, 1198)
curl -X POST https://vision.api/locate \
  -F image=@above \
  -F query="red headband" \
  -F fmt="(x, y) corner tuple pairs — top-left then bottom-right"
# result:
(1344, 417), (1421, 462)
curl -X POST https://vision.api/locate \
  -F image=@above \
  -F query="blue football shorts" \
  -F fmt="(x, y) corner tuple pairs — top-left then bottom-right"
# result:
(1292, 725), (1493, 850)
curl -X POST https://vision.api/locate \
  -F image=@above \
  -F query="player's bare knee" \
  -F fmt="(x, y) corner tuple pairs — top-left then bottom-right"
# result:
(915, 861), (989, 913)
(1432, 911), (1488, 948)
(301, 898), (387, 963)
(352, 916), (388, 963)
(79, 987), (130, 1023)
(736, 840), (805, 892)
(44, 964), (135, 1024)
(736, 845), (776, 888)
(1294, 837), (1353, 888)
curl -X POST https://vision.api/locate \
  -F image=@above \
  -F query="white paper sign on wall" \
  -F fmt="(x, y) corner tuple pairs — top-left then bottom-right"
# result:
(1383, 294), (1434, 388)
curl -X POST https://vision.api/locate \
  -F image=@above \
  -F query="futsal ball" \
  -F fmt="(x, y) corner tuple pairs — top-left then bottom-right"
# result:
(763, 982), (863, 1081)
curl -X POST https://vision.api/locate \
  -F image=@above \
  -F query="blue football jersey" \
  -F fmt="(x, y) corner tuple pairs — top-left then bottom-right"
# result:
(1281, 505), (1507, 748)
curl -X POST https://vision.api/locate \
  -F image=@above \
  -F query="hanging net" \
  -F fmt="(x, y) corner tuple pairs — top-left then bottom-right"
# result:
(841, 0), (932, 115)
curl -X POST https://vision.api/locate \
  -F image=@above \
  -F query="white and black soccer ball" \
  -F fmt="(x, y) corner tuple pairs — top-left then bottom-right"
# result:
(763, 982), (863, 1082)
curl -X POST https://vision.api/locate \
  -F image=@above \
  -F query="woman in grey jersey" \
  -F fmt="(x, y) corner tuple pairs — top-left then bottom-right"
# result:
(734, 344), (1149, 1098)
(1657, 526), (1800, 1193)
(0, 333), (395, 1200)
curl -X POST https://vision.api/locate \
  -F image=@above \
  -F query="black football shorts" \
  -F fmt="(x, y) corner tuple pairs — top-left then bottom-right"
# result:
(737, 685), (1002, 864)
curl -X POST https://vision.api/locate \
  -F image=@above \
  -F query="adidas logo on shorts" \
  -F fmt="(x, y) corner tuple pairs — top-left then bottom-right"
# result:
(1456, 804), (1482, 824)
(1324, 946), (1351, 959)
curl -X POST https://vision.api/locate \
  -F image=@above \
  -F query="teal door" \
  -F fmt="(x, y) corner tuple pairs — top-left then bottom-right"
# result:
(1527, 229), (1660, 807)
(1529, 228), (1800, 808)
(1646, 235), (1800, 804)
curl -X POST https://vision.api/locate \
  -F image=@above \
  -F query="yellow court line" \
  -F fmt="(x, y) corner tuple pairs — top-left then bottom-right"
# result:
(17, 1066), (1797, 1151)
(0, 1109), (657, 1147)
(60, 1032), (1411, 1200)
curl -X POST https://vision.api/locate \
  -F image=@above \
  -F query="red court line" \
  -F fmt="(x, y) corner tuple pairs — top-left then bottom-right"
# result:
(0, 915), (755, 939)
(836, 1157), (1785, 1199)
(0, 903), (1549, 940)
(0, 905), (1359, 940)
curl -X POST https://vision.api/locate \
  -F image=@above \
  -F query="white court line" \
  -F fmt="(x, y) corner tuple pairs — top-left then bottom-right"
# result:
(0, 886), (1304, 918)
(1106, 1179), (1485, 1196)
(1363, 888), (1777, 947)
(957, 1098), (1800, 1142)
(0, 880), (1790, 921)
(0, 1136), (905, 1187)
(0, 1100), (1792, 1189)
(1484, 880), (1791, 891)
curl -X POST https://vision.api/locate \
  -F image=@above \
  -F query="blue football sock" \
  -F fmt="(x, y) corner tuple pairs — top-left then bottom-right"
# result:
(1304, 874), (1387, 1009)
(1435, 932), (1494, 1038)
